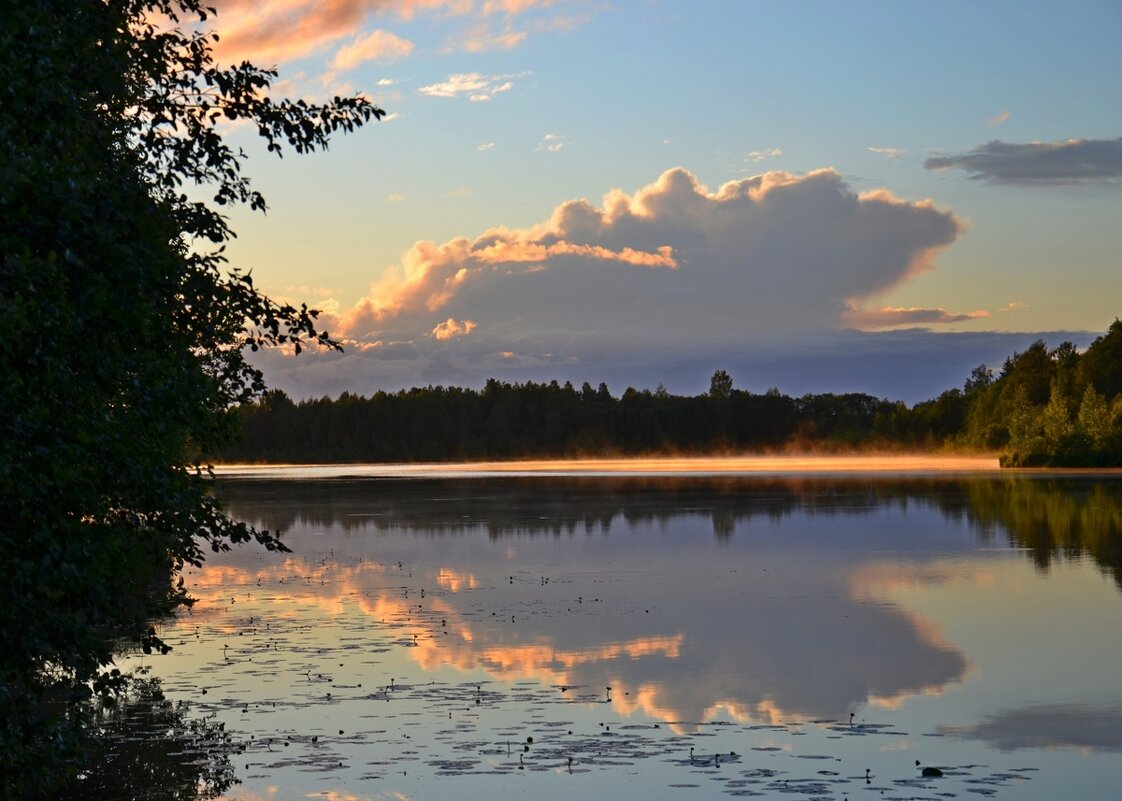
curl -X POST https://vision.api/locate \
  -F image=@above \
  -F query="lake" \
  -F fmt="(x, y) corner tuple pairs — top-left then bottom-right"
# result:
(125, 460), (1122, 800)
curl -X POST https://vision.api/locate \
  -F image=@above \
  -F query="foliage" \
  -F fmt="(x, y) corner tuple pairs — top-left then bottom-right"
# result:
(1079, 319), (1122, 399)
(708, 369), (734, 399)
(0, 1), (380, 795)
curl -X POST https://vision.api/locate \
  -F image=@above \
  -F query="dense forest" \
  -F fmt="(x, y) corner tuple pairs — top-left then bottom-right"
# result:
(217, 320), (1122, 467)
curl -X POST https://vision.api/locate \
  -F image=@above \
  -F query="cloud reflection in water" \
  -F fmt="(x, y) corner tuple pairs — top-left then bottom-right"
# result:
(186, 476), (986, 728)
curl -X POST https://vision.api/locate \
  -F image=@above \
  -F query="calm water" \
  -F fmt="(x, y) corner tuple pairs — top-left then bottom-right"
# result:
(127, 465), (1122, 800)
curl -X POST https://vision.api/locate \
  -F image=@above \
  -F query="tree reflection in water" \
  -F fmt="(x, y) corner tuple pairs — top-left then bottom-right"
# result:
(962, 478), (1122, 588)
(218, 473), (1122, 589)
(60, 674), (240, 801)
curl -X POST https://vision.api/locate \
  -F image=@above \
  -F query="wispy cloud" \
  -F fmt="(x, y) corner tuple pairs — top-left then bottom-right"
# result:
(209, 0), (591, 67)
(455, 19), (528, 52)
(868, 146), (905, 160)
(477, 142), (496, 152)
(443, 187), (473, 198)
(746, 147), (782, 163)
(843, 304), (989, 329)
(387, 193), (407, 203)
(987, 110), (1011, 127)
(925, 137), (1122, 185)
(538, 133), (566, 152)
(330, 30), (414, 71)
(418, 71), (528, 100)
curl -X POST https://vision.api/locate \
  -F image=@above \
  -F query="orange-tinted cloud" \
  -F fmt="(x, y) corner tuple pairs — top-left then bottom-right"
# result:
(843, 304), (989, 329)
(330, 29), (415, 70)
(338, 166), (963, 342)
(209, 0), (581, 66)
(431, 317), (477, 340)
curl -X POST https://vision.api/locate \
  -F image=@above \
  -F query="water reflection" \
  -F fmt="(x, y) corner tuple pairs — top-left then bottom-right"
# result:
(62, 676), (239, 801)
(137, 472), (1122, 800)
(942, 704), (1122, 752)
(219, 474), (1122, 587)
(198, 477), (1014, 725)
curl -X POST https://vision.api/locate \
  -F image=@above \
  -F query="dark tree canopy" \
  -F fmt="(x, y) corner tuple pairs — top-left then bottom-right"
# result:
(0, 1), (381, 793)
(709, 369), (734, 399)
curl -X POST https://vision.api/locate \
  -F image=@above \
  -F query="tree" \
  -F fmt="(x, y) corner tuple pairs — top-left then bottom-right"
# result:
(1078, 319), (1122, 400)
(1076, 385), (1112, 452)
(963, 364), (994, 395)
(0, 2), (381, 793)
(1003, 387), (1046, 466)
(709, 369), (734, 399)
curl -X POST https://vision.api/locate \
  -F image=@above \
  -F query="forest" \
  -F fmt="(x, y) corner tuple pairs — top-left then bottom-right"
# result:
(217, 320), (1122, 468)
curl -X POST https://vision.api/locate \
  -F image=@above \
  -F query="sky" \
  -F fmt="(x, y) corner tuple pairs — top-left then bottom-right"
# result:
(203, 0), (1122, 402)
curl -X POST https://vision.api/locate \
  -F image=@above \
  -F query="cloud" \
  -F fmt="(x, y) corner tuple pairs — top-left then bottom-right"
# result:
(987, 110), (1011, 127)
(746, 147), (782, 162)
(924, 137), (1122, 185)
(477, 142), (496, 152)
(329, 167), (961, 353)
(843, 304), (989, 329)
(431, 318), (477, 340)
(330, 30), (414, 71)
(418, 71), (527, 100)
(868, 146), (904, 160)
(209, 0), (381, 65)
(255, 167), (998, 401)
(455, 19), (528, 52)
(209, 0), (586, 66)
(538, 133), (566, 152)
(386, 193), (406, 202)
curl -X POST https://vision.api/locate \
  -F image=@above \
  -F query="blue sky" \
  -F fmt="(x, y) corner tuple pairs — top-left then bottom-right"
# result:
(206, 0), (1122, 401)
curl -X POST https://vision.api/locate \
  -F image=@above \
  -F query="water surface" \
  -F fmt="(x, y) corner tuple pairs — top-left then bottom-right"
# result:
(130, 467), (1122, 800)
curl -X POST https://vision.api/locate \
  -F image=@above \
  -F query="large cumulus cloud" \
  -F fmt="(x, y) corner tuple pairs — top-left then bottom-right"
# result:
(337, 167), (966, 345)
(253, 167), (1051, 402)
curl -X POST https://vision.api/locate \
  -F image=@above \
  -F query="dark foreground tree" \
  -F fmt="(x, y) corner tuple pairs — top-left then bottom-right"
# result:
(0, 2), (381, 794)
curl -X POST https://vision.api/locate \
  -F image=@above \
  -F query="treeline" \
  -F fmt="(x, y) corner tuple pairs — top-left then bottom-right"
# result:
(216, 320), (1122, 466)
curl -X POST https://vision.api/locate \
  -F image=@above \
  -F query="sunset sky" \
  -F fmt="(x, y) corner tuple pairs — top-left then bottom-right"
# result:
(207, 0), (1122, 402)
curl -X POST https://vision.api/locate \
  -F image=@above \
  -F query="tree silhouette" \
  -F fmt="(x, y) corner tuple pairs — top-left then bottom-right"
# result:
(709, 369), (734, 399)
(1, 2), (381, 792)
